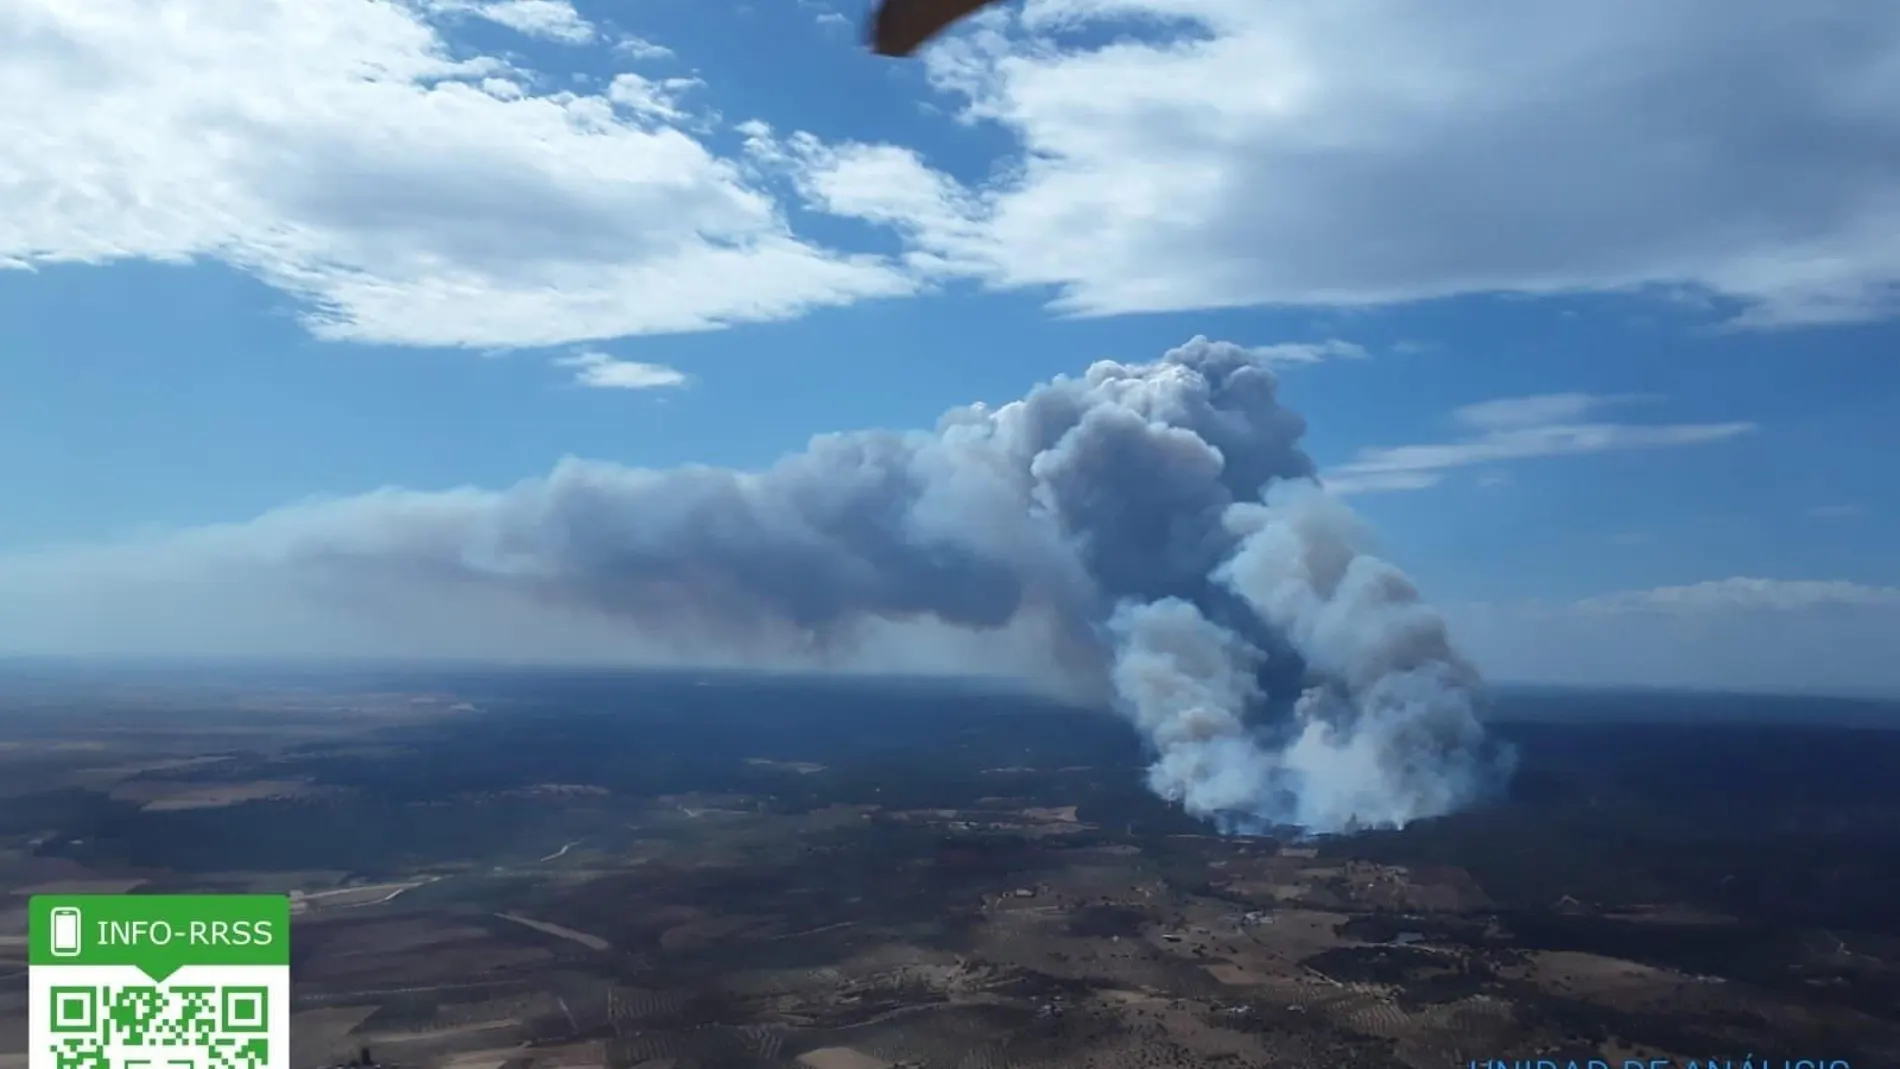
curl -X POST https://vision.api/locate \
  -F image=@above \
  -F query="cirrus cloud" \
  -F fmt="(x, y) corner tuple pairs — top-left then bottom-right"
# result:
(1321, 392), (1756, 495)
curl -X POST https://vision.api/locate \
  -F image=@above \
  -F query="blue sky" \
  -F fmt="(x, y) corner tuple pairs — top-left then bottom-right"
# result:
(2, 0), (1897, 694)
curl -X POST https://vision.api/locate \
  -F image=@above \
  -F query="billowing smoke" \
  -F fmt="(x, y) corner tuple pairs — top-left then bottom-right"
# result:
(78, 337), (1510, 832)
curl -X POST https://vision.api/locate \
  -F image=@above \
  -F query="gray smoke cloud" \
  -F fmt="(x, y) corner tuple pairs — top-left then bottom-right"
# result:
(7, 337), (1510, 832)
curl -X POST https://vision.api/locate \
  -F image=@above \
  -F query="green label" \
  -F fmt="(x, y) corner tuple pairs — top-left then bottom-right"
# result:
(30, 894), (290, 981)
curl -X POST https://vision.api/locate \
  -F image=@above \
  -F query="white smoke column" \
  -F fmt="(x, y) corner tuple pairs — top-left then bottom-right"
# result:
(1206, 482), (1508, 831)
(1104, 598), (1296, 827)
(1063, 350), (1507, 834)
(1097, 541), (1503, 835)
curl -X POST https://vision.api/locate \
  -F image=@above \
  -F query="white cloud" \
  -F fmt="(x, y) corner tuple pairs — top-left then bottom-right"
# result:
(767, 0), (1900, 327)
(1320, 471), (1441, 496)
(554, 350), (689, 389)
(797, 0), (852, 32)
(612, 34), (675, 60)
(607, 72), (704, 123)
(1323, 393), (1755, 495)
(1449, 578), (1900, 695)
(1808, 503), (1869, 520)
(1451, 393), (1654, 432)
(1246, 339), (1367, 366)
(431, 0), (597, 44)
(1576, 577), (1900, 614)
(748, 132), (996, 279)
(1, 0), (913, 349)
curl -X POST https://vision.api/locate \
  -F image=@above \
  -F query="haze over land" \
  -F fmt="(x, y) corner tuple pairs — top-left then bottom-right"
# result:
(4, 671), (1900, 1069)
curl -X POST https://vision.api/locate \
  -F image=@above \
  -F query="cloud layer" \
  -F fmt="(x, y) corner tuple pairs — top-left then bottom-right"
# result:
(2, 0), (911, 348)
(765, 0), (1900, 327)
(11, 1), (1899, 351)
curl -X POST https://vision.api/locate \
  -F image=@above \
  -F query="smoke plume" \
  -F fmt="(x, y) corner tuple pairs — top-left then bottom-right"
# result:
(19, 337), (1511, 832)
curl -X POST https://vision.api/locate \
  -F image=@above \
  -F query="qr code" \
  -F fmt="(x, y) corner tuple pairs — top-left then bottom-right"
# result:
(45, 983), (270, 1069)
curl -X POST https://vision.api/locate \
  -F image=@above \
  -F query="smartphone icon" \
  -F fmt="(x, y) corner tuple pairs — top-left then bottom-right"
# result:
(50, 907), (82, 957)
